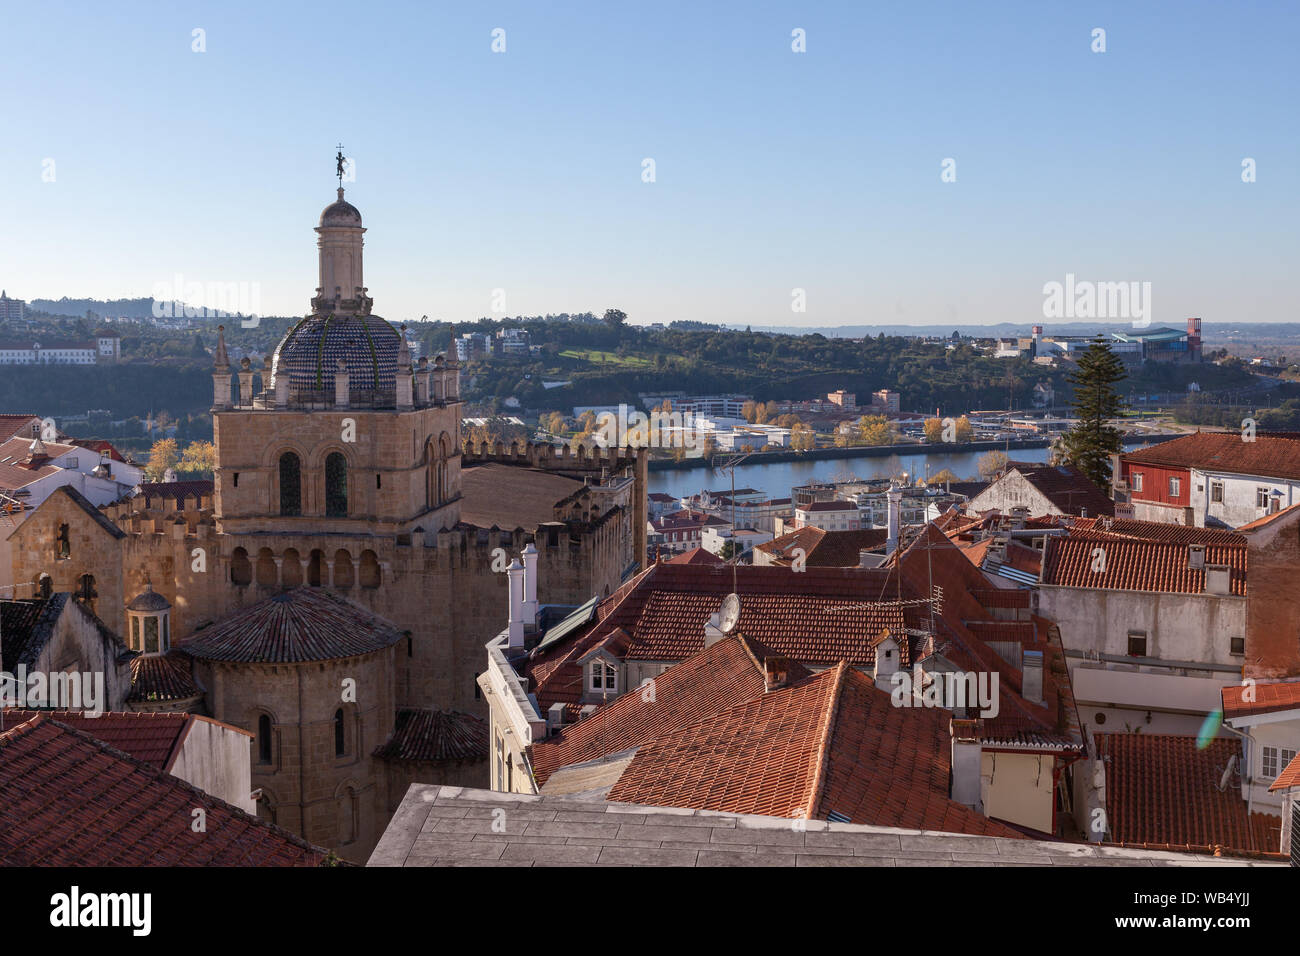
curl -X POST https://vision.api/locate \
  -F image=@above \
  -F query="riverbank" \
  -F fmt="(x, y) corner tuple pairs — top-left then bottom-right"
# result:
(646, 433), (1179, 473)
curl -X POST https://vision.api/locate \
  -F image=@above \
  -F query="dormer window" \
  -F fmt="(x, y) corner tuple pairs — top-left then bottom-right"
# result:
(588, 660), (618, 693)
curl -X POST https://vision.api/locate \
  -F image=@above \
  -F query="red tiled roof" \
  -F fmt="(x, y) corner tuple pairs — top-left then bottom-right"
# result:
(1123, 431), (1300, 483)
(0, 414), (39, 443)
(990, 463), (1114, 517)
(1269, 752), (1300, 792)
(1094, 732), (1281, 854)
(666, 547), (724, 566)
(971, 588), (1031, 609)
(755, 526), (888, 567)
(373, 708), (487, 763)
(0, 714), (324, 865)
(178, 587), (404, 663)
(532, 634), (793, 786)
(1041, 535), (1246, 596)
(1220, 680), (1300, 721)
(800, 500), (858, 512)
(128, 651), (203, 703)
(1071, 516), (1244, 546)
(1, 709), (195, 768)
(1237, 501), (1300, 532)
(605, 662), (1023, 837)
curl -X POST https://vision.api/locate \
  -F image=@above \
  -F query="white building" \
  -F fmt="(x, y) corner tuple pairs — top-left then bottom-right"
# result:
(792, 500), (861, 532)
(1038, 526), (1247, 736)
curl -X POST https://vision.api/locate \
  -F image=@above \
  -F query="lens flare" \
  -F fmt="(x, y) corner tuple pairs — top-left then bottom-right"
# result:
(1196, 709), (1223, 749)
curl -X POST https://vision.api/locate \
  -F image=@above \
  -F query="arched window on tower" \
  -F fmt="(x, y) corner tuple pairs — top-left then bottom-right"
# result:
(230, 547), (252, 586)
(76, 573), (97, 609)
(279, 452), (302, 516)
(424, 438), (435, 508)
(334, 708), (346, 757)
(37, 573), (52, 599)
(257, 714), (273, 764)
(325, 452), (348, 517)
(437, 435), (450, 505)
(56, 523), (70, 559)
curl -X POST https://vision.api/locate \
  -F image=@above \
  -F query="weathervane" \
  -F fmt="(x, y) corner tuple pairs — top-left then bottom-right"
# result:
(335, 144), (346, 186)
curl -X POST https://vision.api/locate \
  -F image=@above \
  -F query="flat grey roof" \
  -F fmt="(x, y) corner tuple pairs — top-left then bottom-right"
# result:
(368, 785), (1279, 867)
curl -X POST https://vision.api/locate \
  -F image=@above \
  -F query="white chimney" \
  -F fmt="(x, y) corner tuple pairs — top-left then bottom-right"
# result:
(885, 485), (903, 555)
(1022, 649), (1044, 705)
(703, 613), (726, 649)
(950, 719), (983, 811)
(521, 542), (539, 626)
(872, 634), (900, 686)
(506, 558), (525, 648)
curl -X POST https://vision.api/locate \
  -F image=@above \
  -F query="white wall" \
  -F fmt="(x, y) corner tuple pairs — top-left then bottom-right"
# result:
(1192, 469), (1300, 529)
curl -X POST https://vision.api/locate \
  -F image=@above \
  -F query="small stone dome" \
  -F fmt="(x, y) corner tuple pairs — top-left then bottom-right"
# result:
(127, 582), (172, 612)
(319, 187), (362, 227)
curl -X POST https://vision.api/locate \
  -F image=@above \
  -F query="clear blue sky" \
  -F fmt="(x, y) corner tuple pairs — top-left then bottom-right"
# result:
(2, 0), (1296, 327)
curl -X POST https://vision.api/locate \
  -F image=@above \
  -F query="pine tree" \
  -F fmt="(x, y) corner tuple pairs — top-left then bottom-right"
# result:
(1062, 336), (1126, 488)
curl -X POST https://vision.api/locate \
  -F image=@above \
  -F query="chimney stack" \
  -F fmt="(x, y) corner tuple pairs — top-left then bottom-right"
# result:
(764, 657), (791, 692)
(1021, 649), (1044, 705)
(886, 485), (903, 555)
(872, 633), (900, 686)
(521, 542), (539, 626)
(506, 558), (525, 648)
(949, 718), (983, 811)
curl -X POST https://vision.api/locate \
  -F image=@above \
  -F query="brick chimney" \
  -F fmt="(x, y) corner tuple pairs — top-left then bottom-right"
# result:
(764, 657), (791, 692)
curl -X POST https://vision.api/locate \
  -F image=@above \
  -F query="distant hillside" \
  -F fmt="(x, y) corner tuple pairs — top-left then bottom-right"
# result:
(29, 297), (158, 318)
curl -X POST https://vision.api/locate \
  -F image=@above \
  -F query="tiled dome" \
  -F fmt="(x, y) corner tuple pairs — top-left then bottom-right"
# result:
(272, 313), (401, 403)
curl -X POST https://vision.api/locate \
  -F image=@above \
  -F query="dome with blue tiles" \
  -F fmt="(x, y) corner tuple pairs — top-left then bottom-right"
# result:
(272, 313), (402, 404)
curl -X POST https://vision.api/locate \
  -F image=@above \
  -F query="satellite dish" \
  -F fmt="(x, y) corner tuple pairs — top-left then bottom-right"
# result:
(718, 593), (741, 634)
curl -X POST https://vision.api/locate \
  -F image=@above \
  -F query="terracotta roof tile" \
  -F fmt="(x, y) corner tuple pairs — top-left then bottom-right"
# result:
(128, 651), (202, 703)
(603, 663), (1023, 837)
(1220, 679), (1300, 720)
(756, 527), (888, 567)
(1094, 732), (1281, 854)
(1041, 535), (1246, 596)
(0, 715), (324, 865)
(1123, 431), (1300, 483)
(373, 708), (487, 763)
(178, 587), (404, 663)
(532, 634), (795, 786)
(1, 709), (192, 767)
(666, 547), (724, 566)
(1269, 751), (1300, 792)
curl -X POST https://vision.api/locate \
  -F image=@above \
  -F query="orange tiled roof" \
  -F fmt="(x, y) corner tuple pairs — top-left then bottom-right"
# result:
(604, 662), (1023, 837)
(1220, 680), (1300, 720)
(666, 547), (724, 566)
(1041, 535), (1246, 596)
(1269, 751), (1300, 792)
(1237, 501), (1300, 532)
(1, 709), (197, 768)
(1071, 516), (1244, 546)
(532, 634), (795, 786)
(0, 714), (324, 865)
(1094, 732), (1281, 854)
(756, 526), (889, 567)
(1123, 431), (1300, 483)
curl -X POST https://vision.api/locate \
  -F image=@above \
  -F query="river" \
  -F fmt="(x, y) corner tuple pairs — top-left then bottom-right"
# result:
(647, 446), (1054, 500)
